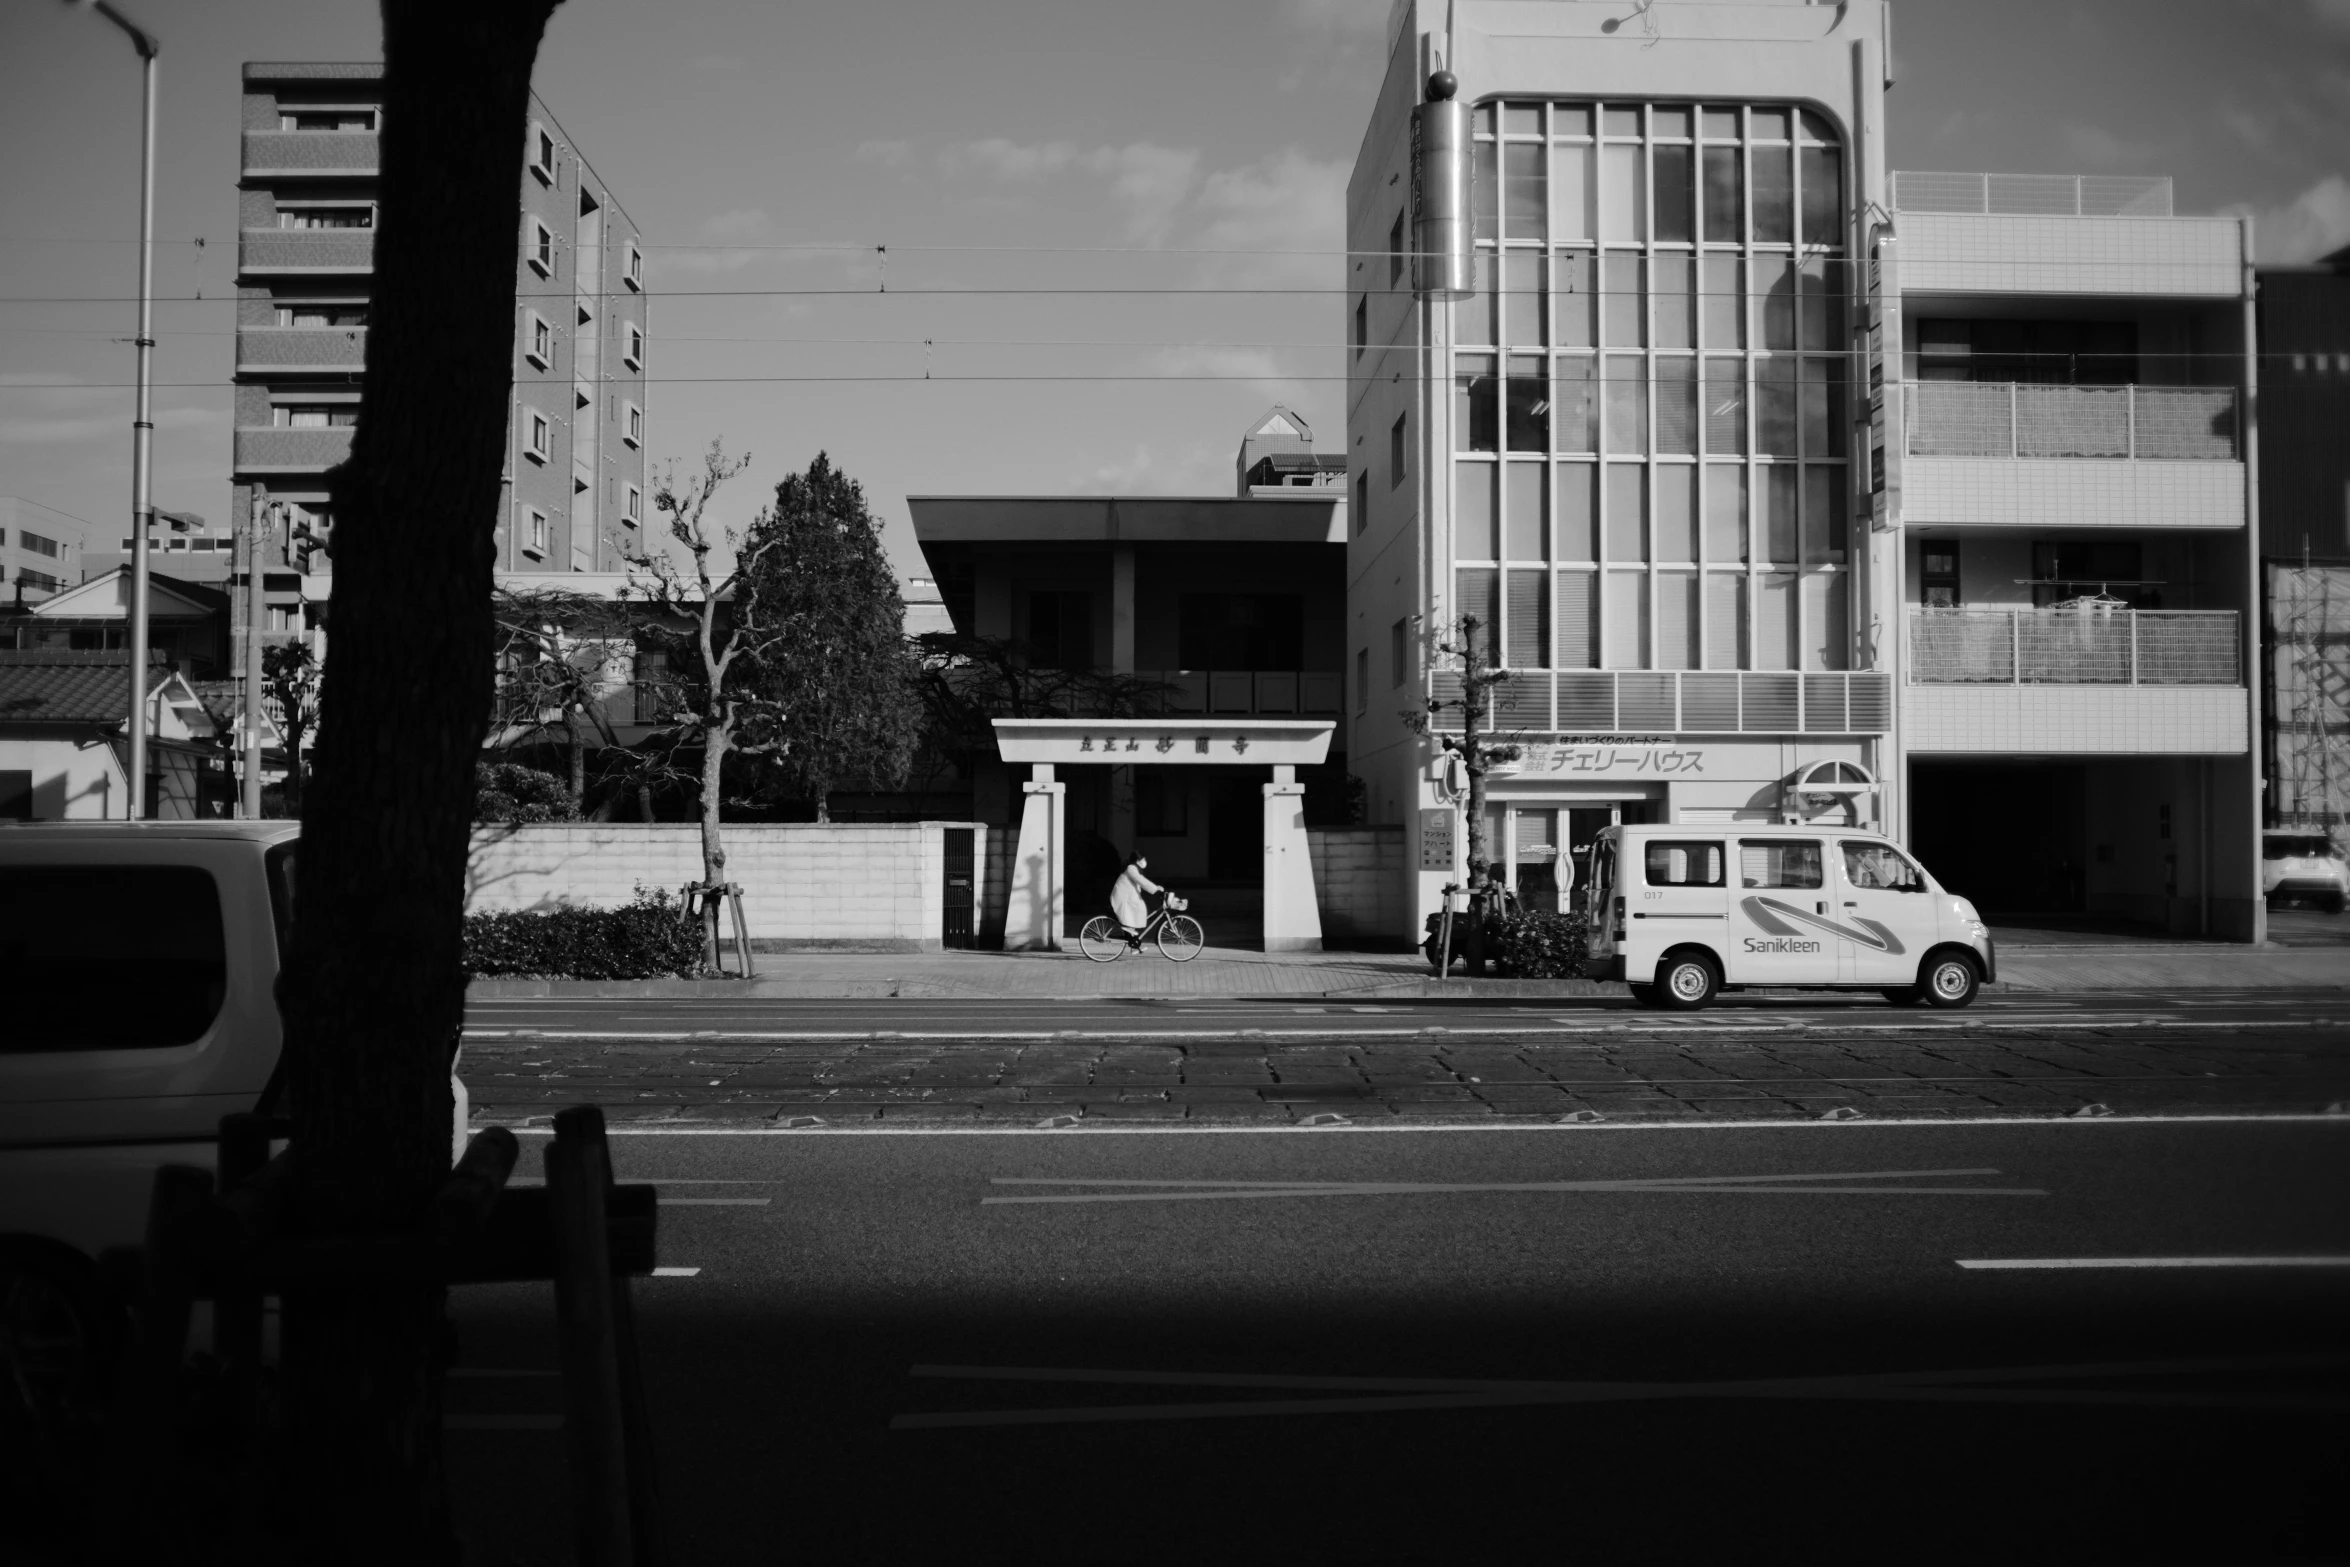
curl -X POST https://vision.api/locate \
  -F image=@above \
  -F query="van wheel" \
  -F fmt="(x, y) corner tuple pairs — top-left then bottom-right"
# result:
(1655, 950), (1719, 1011)
(1918, 950), (1981, 1009)
(2329, 894), (2346, 916)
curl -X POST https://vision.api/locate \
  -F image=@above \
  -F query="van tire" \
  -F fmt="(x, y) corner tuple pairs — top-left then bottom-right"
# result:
(1625, 983), (1659, 1007)
(1917, 949), (1981, 1009)
(1654, 949), (1720, 1011)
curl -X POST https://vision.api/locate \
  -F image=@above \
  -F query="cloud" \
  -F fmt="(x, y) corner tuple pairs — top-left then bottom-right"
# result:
(700, 207), (773, 242)
(2245, 173), (2350, 262)
(942, 137), (1086, 182)
(1281, 0), (1389, 34)
(938, 138), (1203, 244)
(0, 390), (218, 447)
(2309, 0), (2350, 37)
(1192, 148), (1349, 288)
(2058, 122), (2141, 169)
(853, 139), (914, 170)
(689, 53), (742, 71)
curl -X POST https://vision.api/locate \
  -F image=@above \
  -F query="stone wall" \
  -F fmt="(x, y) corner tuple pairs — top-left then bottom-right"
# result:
(466, 822), (988, 951)
(1307, 825), (1406, 944)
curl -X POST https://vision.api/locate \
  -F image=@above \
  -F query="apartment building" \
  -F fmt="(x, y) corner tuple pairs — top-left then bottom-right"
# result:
(0, 496), (90, 602)
(1347, 0), (2259, 943)
(231, 61), (650, 649)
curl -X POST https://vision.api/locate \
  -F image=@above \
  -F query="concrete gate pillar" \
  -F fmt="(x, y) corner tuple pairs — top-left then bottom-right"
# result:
(1007, 762), (1065, 951)
(1262, 762), (1323, 952)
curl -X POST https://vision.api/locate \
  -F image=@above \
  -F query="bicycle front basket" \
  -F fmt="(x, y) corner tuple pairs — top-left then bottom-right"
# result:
(1166, 894), (1187, 912)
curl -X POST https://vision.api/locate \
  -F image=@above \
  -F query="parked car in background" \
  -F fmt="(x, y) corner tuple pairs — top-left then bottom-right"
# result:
(0, 821), (469, 1449)
(2262, 830), (2349, 913)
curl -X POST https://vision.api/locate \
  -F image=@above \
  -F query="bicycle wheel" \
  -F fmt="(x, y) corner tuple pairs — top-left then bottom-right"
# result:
(1078, 916), (1127, 963)
(1156, 914), (1205, 962)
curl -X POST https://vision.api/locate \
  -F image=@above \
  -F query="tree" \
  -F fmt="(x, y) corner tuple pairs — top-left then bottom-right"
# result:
(271, 0), (564, 1555)
(262, 640), (321, 814)
(474, 760), (579, 823)
(489, 584), (631, 808)
(624, 441), (787, 890)
(735, 454), (922, 820)
(1408, 612), (1521, 973)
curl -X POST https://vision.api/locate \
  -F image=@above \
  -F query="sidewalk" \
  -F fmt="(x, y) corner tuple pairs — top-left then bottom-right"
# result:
(467, 934), (2350, 1000)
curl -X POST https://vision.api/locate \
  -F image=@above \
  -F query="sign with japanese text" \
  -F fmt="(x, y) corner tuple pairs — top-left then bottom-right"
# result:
(1418, 807), (1456, 872)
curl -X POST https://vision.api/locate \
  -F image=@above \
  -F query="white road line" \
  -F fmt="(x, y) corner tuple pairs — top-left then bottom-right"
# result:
(1957, 1256), (2350, 1270)
(491, 1112), (2350, 1137)
(982, 1168), (2044, 1205)
(659, 1197), (771, 1206)
(460, 1018), (2338, 1042)
(651, 1266), (702, 1277)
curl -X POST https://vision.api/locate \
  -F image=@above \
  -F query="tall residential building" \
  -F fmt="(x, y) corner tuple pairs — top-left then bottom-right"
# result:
(1347, 0), (2260, 943)
(0, 497), (92, 602)
(232, 61), (650, 647)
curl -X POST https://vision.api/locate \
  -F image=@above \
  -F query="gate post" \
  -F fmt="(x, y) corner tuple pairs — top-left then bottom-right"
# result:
(1262, 763), (1323, 952)
(1007, 763), (1066, 950)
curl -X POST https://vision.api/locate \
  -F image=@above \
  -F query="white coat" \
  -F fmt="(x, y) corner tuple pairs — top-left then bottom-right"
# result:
(1110, 864), (1162, 929)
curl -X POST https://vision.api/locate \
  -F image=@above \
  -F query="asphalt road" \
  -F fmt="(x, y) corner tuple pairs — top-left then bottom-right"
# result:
(443, 1119), (2350, 1564)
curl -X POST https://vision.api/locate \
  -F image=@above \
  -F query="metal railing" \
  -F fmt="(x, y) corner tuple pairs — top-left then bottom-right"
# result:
(1892, 171), (2173, 218)
(1906, 381), (2237, 461)
(1129, 670), (1343, 717)
(1428, 669), (1893, 735)
(1907, 608), (2240, 686)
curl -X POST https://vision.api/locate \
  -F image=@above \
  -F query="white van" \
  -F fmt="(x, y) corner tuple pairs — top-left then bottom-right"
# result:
(1583, 823), (1995, 1010)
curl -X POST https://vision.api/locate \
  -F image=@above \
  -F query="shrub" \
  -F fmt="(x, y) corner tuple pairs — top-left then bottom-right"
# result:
(463, 887), (704, 979)
(1492, 908), (1588, 980)
(475, 762), (579, 824)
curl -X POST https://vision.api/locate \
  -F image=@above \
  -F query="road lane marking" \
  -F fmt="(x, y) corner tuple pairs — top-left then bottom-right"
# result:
(981, 1167), (2044, 1205)
(659, 1197), (771, 1206)
(491, 1112), (2350, 1137)
(1958, 1255), (2350, 1270)
(651, 1266), (702, 1277)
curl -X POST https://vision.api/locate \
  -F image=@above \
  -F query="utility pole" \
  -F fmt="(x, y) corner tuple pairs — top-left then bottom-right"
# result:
(71, 1), (161, 817)
(241, 488), (271, 817)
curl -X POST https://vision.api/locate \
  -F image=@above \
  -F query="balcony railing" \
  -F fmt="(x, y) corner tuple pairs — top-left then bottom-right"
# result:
(1906, 382), (2237, 461)
(240, 131), (380, 177)
(1891, 171), (2173, 218)
(236, 326), (367, 373)
(1130, 670), (1342, 717)
(238, 227), (375, 276)
(233, 426), (354, 472)
(1430, 669), (1893, 735)
(1907, 608), (2240, 685)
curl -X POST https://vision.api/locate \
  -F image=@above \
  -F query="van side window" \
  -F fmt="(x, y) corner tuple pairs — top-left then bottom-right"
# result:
(1841, 841), (1924, 892)
(0, 867), (228, 1050)
(1739, 840), (1824, 890)
(1644, 841), (1725, 887)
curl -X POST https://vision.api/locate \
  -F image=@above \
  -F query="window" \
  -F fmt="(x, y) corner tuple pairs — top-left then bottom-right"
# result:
(1390, 618), (1408, 687)
(1644, 841), (1726, 887)
(525, 311), (553, 370)
(275, 303), (367, 327)
(278, 204), (373, 229)
(280, 108), (376, 131)
(0, 770), (29, 820)
(1739, 839), (1824, 890)
(16, 569), (58, 593)
(623, 402), (643, 448)
(1921, 541), (1960, 608)
(529, 220), (555, 277)
(623, 485), (642, 527)
(1353, 469), (1369, 538)
(1841, 841), (1925, 892)
(2032, 540), (2143, 605)
(1136, 770), (1187, 836)
(1389, 212), (1405, 287)
(19, 530), (58, 559)
(1355, 648), (1370, 715)
(1179, 593), (1302, 669)
(526, 409), (551, 462)
(625, 243), (645, 291)
(525, 508), (549, 556)
(273, 404), (358, 428)
(530, 124), (557, 184)
(0, 867), (227, 1050)
(1353, 295), (1367, 356)
(1390, 412), (1407, 488)
(1027, 591), (1094, 670)
(624, 324), (644, 370)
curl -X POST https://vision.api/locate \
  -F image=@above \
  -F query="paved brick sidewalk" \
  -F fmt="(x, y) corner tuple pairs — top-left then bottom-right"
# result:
(464, 1022), (2350, 1127)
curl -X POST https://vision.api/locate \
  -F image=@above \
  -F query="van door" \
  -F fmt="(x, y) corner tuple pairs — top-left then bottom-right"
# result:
(1834, 838), (1937, 985)
(1727, 838), (1839, 984)
(1631, 837), (1729, 964)
(1584, 832), (1619, 966)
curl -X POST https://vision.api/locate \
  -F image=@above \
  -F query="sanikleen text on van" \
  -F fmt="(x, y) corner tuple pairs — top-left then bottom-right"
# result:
(1584, 824), (1995, 1010)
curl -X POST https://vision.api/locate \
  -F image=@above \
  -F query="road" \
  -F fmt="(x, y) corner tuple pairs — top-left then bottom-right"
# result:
(443, 1118), (2350, 1564)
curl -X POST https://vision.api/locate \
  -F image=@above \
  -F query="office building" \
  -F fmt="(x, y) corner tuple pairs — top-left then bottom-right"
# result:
(1, 497), (92, 602)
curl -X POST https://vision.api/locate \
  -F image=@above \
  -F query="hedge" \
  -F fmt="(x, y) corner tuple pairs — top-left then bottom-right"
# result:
(1492, 909), (1588, 980)
(463, 887), (705, 980)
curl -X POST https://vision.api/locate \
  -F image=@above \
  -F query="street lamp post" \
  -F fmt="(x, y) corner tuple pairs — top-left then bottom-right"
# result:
(73, 0), (160, 818)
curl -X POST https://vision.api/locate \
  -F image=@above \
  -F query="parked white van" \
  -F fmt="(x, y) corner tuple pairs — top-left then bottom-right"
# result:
(1584, 823), (1995, 1010)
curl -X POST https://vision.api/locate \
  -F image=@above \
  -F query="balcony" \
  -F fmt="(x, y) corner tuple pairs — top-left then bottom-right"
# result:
(1131, 670), (1342, 717)
(236, 326), (367, 374)
(1429, 669), (1893, 736)
(239, 227), (374, 277)
(1908, 608), (2239, 686)
(1905, 607), (2245, 756)
(240, 131), (379, 178)
(233, 425), (354, 473)
(1902, 382), (2246, 530)
(1890, 171), (2243, 297)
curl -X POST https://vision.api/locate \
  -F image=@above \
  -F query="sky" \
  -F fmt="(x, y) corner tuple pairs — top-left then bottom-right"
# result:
(2, 0), (2346, 582)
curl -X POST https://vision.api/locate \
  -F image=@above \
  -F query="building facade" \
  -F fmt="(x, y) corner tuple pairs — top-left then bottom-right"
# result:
(0, 496), (91, 603)
(1347, 0), (2261, 943)
(231, 61), (650, 645)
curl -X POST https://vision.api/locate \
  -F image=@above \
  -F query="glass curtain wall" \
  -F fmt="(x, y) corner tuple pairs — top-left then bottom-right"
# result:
(1453, 100), (1850, 676)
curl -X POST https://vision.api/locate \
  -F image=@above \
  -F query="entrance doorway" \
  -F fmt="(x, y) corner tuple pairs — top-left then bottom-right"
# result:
(1206, 776), (1262, 883)
(1911, 762), (2087, 915)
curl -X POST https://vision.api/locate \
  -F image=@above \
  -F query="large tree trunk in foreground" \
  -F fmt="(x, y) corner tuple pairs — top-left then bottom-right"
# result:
(275, 1), (560, 1556)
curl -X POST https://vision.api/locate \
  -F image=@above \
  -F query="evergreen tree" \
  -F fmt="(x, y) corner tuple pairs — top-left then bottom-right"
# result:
(738, 453), (921, 820)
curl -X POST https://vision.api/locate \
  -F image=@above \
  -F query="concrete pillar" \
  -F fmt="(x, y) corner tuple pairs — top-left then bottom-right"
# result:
(1007, 762), (1066, 951)
(1262, 762), (1323, 952)
(1111, 546), (1136, 673)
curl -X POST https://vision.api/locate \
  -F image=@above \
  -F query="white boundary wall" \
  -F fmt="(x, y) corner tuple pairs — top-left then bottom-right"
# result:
(466, 823), (987, 950)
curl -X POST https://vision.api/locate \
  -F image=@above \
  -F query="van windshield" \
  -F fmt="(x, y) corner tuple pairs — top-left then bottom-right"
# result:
(2264, 835), (2337, 860)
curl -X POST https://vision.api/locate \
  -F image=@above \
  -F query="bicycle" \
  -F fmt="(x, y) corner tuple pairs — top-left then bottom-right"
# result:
(1079, 893), (1204, 963)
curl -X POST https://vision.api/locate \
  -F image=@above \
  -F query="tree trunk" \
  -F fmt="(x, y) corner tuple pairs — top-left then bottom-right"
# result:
(699, 724), (728, 885)
(565, 707), (586, 807)
(284, 734), (304, 814)
(274, 2), (561, 1556)
(638, 782), (655, 822)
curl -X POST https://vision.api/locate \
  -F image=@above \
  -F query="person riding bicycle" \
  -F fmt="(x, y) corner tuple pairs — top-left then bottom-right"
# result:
(1110, 853), (1163, 949)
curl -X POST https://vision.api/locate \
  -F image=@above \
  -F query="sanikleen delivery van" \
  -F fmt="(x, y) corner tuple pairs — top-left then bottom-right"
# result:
(1583, 823), (1995, 1010)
